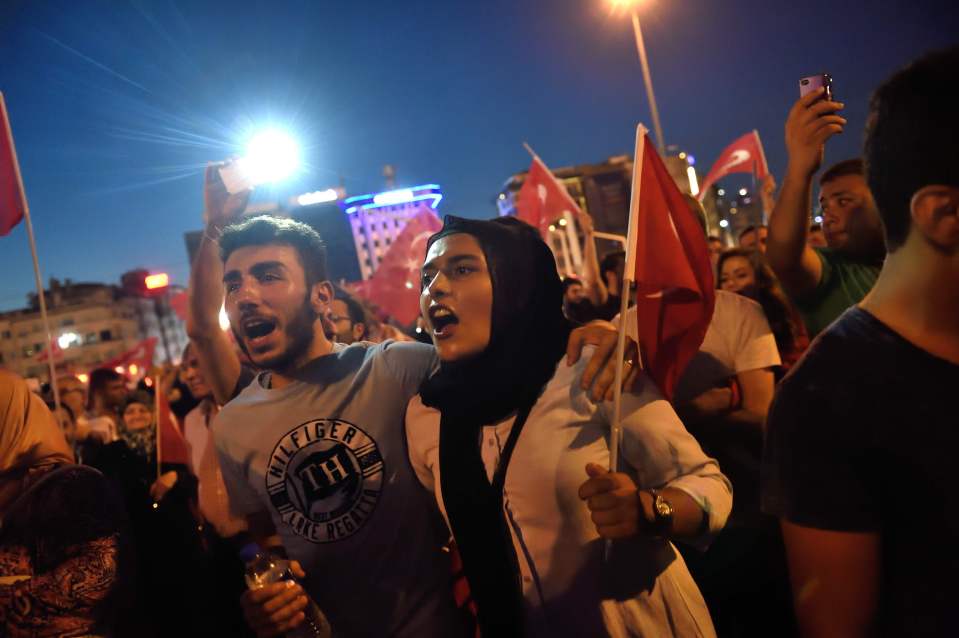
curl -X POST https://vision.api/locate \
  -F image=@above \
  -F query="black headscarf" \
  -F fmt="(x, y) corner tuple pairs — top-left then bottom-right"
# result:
(419, 215), (571, 636)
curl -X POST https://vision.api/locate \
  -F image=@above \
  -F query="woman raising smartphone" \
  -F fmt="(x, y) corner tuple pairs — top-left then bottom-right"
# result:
(406, 216), (732, 637)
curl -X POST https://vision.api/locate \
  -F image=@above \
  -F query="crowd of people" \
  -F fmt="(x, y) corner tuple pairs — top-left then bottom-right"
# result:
(0, 46), (956, 637)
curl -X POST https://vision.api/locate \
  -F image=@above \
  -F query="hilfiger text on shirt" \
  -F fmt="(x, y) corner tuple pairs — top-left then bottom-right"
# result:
(266, 418), (384, 543)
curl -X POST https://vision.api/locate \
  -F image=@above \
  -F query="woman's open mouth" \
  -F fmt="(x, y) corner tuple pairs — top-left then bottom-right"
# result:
(428, 305), (459, 339)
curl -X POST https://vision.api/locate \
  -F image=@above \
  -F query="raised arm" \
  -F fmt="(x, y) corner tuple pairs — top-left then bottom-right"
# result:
(766, 89), (845, 298)
(187, 164), (249, 405)
(577, 213), (608, 307)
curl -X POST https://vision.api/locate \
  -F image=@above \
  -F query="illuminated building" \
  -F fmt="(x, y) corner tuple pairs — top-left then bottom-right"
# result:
(342, 184), (443, 280)
(0, 276), (188, 381)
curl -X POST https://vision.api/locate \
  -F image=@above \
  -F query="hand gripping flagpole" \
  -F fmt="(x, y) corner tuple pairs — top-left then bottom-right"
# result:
(0, 93), (61, 414)
(606, 124), (647, 560)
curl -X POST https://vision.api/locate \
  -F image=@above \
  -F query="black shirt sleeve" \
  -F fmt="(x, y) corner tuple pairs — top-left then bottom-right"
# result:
(762, 355), (881, 532)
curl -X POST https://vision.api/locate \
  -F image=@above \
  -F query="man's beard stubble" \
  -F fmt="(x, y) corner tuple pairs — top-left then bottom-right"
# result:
(232, 294), (319, 374)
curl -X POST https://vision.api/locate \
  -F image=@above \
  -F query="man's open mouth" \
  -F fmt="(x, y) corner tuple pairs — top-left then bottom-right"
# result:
(241, 316), (278, 347)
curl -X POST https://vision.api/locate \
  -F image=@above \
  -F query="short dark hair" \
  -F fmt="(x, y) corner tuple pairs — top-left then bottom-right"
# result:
(219, 215), (328, 287)
(708, 235), (722, 243)
(333, 287), (367, 327)
(865, 47), (959, 251)
(738, 225), (766, 242)
(562, 276), (583, 293)
(819, 158), (865, 186)
(599, 251), (625, 277)
(87, 368), (122, 410)
(809, 222), (823, 232)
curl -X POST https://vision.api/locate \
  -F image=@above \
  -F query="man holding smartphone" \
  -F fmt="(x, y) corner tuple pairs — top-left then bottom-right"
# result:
(763, 47), (959, 637)
(765, 85), (886, 336)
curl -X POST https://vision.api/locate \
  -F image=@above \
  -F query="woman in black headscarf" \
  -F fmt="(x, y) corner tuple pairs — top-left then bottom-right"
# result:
(406, 216), (732, 637)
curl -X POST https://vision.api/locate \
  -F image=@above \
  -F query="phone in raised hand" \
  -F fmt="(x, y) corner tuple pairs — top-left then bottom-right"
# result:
(800, 73), (833, 102)
(217, 160), (254, 195)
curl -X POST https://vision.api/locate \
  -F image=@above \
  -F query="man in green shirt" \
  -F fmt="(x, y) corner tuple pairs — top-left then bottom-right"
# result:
(766, 89), (886, 337)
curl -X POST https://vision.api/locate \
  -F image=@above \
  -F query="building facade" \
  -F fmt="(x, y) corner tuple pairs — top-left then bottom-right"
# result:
(342, 184), (443, 280)
(0, 277), (188, 382)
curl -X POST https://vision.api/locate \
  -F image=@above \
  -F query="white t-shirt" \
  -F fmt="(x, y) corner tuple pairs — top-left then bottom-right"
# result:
(183, 401), (247, 539)
(673, 290), (781, 403)
(406, 352), (732, 638)
(214, 341), (461, 638)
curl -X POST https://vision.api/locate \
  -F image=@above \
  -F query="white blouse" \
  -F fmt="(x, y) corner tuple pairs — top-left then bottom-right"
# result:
(406, 352), (732, 637)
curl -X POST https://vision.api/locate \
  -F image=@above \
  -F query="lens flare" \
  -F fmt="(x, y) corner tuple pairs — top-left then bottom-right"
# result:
(239, 129), (300, 185)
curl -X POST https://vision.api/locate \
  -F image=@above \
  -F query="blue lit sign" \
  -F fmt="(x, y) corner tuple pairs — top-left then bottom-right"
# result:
(342, 184), (442, 214)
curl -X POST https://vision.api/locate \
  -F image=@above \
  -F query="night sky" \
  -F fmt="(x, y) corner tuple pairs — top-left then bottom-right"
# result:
(0, 0), (954, 310)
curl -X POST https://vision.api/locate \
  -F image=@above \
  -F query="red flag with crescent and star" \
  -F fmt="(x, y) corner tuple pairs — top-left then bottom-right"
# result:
(696, 130), (769, 201)
(0, 93), (26, 236)
(355, 207), (443, 326)
(515, 154), (583, 237)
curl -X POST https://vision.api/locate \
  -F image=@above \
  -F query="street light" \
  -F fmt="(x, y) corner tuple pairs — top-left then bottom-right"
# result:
(611, 0), (666, 153)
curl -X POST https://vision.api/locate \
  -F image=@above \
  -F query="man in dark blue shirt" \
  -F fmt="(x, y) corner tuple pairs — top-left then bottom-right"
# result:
(763, 47), (959, 637)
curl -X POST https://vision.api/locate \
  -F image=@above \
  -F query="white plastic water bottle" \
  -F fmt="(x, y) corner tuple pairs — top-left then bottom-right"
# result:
(240, 544), (332, 638)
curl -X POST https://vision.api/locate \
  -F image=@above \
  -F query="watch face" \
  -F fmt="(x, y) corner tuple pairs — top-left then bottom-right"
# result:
(654, 495), (674, 518)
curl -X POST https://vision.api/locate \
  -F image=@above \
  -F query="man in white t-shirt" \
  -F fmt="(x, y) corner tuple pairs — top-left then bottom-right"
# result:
(619, 287), (786, 634)
(671, 290), (790, 636)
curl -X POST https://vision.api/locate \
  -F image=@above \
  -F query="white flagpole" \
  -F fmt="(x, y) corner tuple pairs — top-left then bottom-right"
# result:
(155, 373), (162, 482)
(0, 93), (60, 414)
(753, 129), (770, 177)
(606, 124), (647, 559)
(609, 124), (647, 475)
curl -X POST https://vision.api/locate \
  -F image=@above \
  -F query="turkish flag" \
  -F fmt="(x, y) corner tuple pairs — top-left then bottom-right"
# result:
(168, 290), (189, 322)
(355, 207), (442, 326)
(696, 130), (769, 201)
(629, 129), (715, 400)
(156, 384), (190, 466)
(100, 337), (158, 372)
(515, 155), (582, 236)
(0, 93), (25, 236)
(35, 339), (64, 363)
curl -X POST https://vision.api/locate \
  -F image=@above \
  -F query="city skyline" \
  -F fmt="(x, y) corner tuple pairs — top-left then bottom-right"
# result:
(0, 0), (954, 310)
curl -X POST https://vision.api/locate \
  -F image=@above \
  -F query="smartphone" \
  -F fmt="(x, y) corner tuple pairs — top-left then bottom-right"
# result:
(800, 73), (833, 102)
(218, 161), (254, 195)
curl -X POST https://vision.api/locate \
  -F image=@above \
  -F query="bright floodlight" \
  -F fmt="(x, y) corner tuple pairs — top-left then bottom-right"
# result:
(240, 129), (300, 185)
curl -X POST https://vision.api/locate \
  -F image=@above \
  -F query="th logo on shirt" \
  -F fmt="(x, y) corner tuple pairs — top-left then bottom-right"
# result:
(266, 419), (383, 543)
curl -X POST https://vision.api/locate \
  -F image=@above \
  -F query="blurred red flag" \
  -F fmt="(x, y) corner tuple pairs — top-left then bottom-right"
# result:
(355, 207), (442, 326)
(515, 154), (582, 236)
(0, 93), (25, 236)
(696, 130), (769, 201)
(168, 290), (189, 322)
(629, 129), (715, 400)
(35, 339), (64, 363)
(156, 383), (190, 466)
(100, 337), (158, 372)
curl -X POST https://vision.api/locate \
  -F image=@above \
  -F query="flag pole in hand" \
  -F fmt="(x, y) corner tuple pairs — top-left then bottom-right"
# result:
(605, 124), (649, 560)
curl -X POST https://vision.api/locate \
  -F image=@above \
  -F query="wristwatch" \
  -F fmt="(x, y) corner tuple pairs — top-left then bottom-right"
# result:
(646, 489), (674, 536)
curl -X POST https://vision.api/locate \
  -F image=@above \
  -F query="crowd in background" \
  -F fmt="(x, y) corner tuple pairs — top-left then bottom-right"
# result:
(1, 46), (957, 638)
